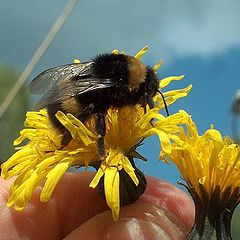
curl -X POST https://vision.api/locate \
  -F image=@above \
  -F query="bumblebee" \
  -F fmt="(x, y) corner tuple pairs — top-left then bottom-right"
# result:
(30, 51), (167, 158)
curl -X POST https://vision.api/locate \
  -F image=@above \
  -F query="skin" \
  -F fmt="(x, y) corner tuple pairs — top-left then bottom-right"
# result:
(0, 172), (194, 240)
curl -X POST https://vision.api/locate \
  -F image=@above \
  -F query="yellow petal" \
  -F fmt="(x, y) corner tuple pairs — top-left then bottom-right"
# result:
(204, 129), (223, 143)
(89, 166), (105, 189)
(41, 159), (72, 202)
(56, 111), (96, 145)
(112, 49), (119, 54)
(151, 128), (171, 154)
(73, 59), (81, 63)
(8, 171), (47, 210)
(160, 75), (185, 89)
(1, 146), (33, 178)
(104, 167), (120, 221)
(135, 46), (148, 60)
(153, 60), (164, 71)
(122, 156), (139, 186)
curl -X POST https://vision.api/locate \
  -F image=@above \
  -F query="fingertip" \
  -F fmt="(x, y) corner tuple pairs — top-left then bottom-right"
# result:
(139, 176), (194, 230)
(0, 172), (109, 239)
(64, 204), (188, 240)
(0, 173), (194, 239)
(63, 175), (194, 240)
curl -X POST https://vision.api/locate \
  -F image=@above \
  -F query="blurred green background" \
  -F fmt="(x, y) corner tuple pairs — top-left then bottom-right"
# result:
(0, 67), (29, 162)
(0, 0), (240, 238)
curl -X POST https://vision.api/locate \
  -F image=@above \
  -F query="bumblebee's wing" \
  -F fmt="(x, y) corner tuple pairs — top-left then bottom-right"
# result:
(35, 77), (115, 110)
(30, 62), (116, 110)
(30, 62), (93, 95)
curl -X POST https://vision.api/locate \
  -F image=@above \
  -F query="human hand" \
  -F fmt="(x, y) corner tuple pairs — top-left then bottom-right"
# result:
(0, 172), (194, 240)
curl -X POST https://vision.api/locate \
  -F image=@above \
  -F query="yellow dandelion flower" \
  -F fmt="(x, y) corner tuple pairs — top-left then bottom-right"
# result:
(1, 47), (192, 220)
(160, 115), (240, 239)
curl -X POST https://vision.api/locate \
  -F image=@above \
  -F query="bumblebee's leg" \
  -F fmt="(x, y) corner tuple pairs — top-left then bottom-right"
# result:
(46, 104), (73, 148)
(147, 96), (155, 109)
(144, 104), (147, 114)
(146, 97), (155, 126)
(61, 130), (72, 147)
(95, 112), (106, 159)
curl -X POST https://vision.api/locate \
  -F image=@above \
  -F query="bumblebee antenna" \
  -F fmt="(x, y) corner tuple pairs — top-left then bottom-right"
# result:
(157, 90), (169, 116)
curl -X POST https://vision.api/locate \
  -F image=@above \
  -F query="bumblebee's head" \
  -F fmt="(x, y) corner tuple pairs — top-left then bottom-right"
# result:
(142, 67), (159, 97)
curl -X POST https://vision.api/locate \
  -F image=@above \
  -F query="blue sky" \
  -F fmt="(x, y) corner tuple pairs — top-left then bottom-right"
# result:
(0, 0), (239, 185)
